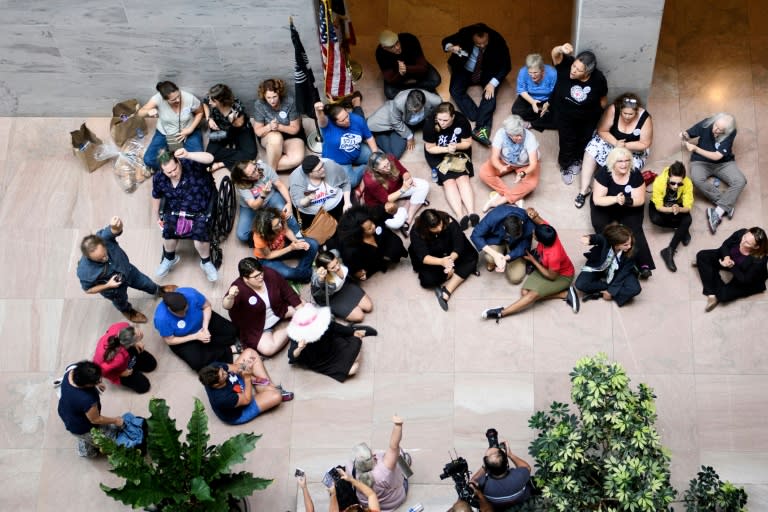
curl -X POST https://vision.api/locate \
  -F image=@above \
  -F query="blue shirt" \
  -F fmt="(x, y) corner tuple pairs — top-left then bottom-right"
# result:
(204, 362), (242, 423)
(470, 205), (534, 260)
(76, 226), (132, 290)
(321, 113), (372, 164)
(516, 64), (557, 101)
(153, 287), (206, 337)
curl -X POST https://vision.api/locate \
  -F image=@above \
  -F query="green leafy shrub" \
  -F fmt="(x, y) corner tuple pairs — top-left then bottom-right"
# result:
(527, 354), (676, 511)
(683, 465), (747, 512)
(93, 397), (272, 511)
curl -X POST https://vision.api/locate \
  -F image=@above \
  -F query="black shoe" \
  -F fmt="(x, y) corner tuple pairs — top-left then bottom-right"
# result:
(681, 232), (691, 246)
(660, 247), (677, 272)
(469, 213), (480, 227)
(481, 306), (503, 323)
(354, 324), (378, 337)
(638, 267), (652, 280)
(582, 292), (602, 302)
(459, 215), (470, 230)
(565, 285), (580, 313)
(434, 286), (450, 311)
(471, 126), (491, 146)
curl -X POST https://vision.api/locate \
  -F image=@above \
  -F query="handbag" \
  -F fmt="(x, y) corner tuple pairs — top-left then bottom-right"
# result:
(301, 207), (337, 245)
(437, 152), (471, 175)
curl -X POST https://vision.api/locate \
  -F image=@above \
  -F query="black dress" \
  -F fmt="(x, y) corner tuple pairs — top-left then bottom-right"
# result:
(288, 322), (362, 382)
(408, 216), (478, 288)
(340, 220), (407, 278)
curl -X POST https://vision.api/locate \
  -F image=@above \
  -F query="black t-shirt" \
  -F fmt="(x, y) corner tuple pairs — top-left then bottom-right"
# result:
(422, 112), (472, 169)
(594, 167), (644, 196)
(552, 55), (607, 123)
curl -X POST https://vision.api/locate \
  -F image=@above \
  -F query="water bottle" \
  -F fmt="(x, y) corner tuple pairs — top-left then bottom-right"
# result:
(136, 127), (144, 139)
(408, 504), (424, 512)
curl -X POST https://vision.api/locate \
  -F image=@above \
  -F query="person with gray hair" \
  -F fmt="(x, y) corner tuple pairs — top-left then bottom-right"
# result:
(549, 43), (608, 184)
(479, 115), (541, 212)
(681, 112), (746, 234)
(366, 88), (443, 158)
(511, 53), (557, 128)
(351, 415), (409, 511)
(93, 322), (157, 394)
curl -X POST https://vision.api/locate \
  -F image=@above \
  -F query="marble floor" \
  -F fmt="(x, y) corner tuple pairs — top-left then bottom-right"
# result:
(2, 0), (768, 510)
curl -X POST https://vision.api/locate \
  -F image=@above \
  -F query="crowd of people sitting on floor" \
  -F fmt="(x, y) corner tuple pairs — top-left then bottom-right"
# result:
(57, 20), (768, 512)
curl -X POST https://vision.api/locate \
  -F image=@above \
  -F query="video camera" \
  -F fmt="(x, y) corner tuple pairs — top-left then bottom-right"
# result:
(439, 455), (475, 504)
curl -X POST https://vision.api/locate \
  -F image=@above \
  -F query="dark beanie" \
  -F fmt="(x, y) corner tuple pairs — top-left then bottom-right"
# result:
(534, 224), (557, 247)
(162, 291), (188, 313)
(302, 155), (321, 174)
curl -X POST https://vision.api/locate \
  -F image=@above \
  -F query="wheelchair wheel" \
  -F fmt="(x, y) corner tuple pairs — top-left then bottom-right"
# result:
(216, 175), (236, 238)
(210, 240), (223, 269)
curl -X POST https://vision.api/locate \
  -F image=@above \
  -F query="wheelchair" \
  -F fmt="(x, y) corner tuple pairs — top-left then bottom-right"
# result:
(158, 174), (236, 269)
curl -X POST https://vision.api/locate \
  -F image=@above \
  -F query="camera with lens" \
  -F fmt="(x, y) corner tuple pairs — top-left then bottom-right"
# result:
(208, 129), (228, 142)
(486, 427), (507, 452)
(439, 456), (475, 505)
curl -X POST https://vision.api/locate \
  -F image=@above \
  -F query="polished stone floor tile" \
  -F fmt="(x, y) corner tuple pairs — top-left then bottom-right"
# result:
(3, 0), (768, 509)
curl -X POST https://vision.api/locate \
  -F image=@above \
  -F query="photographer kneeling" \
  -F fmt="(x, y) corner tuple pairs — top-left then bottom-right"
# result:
(470, 430), (532, 510)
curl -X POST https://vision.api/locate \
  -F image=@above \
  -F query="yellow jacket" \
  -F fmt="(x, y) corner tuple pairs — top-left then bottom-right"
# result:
(651, 166), (694, 209)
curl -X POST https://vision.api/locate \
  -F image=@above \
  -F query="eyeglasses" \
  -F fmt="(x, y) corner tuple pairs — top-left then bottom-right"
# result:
(622, 98), (638, 106)
(668, 180), (683, 187)
(246, 272), (264, 280)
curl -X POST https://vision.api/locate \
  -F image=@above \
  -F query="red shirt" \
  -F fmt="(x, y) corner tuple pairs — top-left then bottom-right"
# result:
(93, 322), (132, 384)
(536, 226), (575, 278)
(360, 156), (407, 206)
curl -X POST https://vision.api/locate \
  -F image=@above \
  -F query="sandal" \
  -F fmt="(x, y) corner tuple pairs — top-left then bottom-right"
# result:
(434, 286), (450, 311)
(574, 186), (592, 209)
(399, 221), (410, 238)
(422, 199), (430, 207)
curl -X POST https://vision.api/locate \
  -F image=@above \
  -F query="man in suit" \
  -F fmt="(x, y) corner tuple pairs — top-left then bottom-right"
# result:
(442, 23), (511, 146)
(376, 30), (442, 100)
(366, 88), (443, 157)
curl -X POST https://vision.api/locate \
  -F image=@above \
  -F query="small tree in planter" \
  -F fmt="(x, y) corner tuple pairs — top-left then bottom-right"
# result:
(92, 397), (272, 511)
(683, 465), (747, 512)
(527, 353), (677, 511)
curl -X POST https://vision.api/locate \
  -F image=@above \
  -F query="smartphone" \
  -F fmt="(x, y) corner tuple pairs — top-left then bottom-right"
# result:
(322, 469), (335, 488)
(500, 441), (507, 453)
(294, 468), (305, 478)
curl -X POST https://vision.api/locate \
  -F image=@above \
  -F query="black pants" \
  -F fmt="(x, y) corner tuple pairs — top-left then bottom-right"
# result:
(695, 249), (756, 302)
(170, 311), (236, 371)
(119, 348), (157, 394)
(206, 126), (258, 170)
(575, 269), (641, 307)
(383, 64), (442, 100)
(449, 69), (496, 128)
(648, 202), (692, 251)
(555, 113), (598, 169)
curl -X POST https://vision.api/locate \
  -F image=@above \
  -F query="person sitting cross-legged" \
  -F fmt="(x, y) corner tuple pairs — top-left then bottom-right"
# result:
(198, 347), (292, 425)
(482, 209), (578, 322)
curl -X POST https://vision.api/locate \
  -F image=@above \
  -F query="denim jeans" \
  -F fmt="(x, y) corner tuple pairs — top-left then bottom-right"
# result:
(100, 264), (158, 312)
(236, 192), (299, 242)
(342, 144), (372, 188)
(143, 128), (204, 171)
(258, 236), (319, 282)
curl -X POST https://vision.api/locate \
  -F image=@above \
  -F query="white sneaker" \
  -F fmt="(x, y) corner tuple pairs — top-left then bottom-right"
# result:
(200, 260), (218, 282)
(155, 256), (180, 277)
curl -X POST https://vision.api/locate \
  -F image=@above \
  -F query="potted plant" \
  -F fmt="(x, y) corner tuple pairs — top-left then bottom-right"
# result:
(527, 353), (677, 511)
(683, 465), (748, 512)
(92, 397), (272, 511)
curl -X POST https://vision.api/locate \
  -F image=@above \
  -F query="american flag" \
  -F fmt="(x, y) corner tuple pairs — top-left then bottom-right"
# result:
(318, 0), (352, 99)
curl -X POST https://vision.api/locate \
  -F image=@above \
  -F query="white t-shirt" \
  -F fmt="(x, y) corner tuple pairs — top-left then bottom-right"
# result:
(152, 90), (201, 135)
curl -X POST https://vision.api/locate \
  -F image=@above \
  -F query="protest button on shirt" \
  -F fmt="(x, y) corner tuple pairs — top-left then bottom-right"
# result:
(321, 112), (372, 164)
